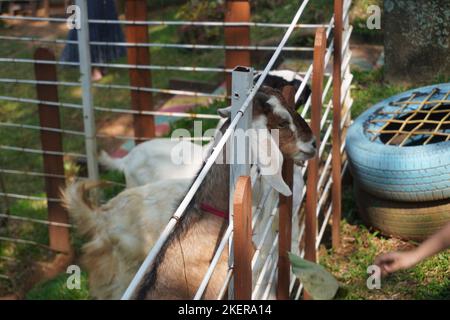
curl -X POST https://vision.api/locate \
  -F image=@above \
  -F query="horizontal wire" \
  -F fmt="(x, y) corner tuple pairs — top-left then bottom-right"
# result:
(0, 58), (316, 76)
(0, 192), (60, 203)
(0, 169), (126, 188)
(0, 236), (66, 253)
(0, 35), (314, 52)
(0, 77), (228, 99)
(0, 95), (222, 119)
(0, 145), (86, 159)
(0, 15), (330, 28)
(0, 213), (72, 228)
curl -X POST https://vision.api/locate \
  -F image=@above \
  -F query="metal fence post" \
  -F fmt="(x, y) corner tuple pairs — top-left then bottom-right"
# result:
(341, 0), (353, 139)
(304, 27), (326, 299)
(229, 66), (253, 299)
(224, 0), (251, 96)
(332, 0), (343, 249)
(76, 0), (99, 182)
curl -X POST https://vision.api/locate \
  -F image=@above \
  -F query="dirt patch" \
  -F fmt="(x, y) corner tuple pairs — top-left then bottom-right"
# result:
(1, 18), (68, 37)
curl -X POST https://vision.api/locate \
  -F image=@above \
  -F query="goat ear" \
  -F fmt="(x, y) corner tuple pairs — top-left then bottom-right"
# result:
(253, 90), (273, 115)
(250, 129), (292, 196)
(297, 84), (311, 106)
(217, 106), (232, 118)
(255, 90), (271, 103)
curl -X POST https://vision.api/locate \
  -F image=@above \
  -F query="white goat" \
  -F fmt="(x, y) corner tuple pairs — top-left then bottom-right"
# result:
(99, 139), (209, 188)
(63, 178), (192, 299)
(99, 70), (309, 189)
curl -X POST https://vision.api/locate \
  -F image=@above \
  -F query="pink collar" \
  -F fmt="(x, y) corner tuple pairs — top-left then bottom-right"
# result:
(200, 203), (229, 220)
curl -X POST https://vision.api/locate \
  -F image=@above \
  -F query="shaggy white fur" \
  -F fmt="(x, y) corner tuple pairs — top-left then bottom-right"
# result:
(99, 139), (209, 188)
(63, 178), (192, 299)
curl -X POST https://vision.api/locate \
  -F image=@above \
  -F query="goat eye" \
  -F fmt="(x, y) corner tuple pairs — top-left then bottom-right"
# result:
(278, 121), (290, 129)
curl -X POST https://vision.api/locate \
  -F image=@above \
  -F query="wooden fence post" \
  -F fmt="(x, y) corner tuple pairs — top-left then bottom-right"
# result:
(332, 0), (343, 249)
(277, 86), (295, 300)
(224, 0), (251, 96)
(125, 0), (155, 142)
(34, 48), (71, 254)
(42, 0), (50, 17)
(233, 176), (252, 300)
(304, 27), (326, 299)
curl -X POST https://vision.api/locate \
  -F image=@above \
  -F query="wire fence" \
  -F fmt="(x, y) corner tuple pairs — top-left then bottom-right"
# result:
(0, 0), (353, 300)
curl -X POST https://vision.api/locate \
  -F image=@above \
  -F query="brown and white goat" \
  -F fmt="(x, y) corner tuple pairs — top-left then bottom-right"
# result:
(62, 86), (316, 300)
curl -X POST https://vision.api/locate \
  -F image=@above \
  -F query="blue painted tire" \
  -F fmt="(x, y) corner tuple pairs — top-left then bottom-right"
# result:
(346, 83), (450, 202)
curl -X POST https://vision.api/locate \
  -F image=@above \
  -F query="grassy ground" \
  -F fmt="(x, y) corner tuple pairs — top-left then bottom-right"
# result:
(25, 270), (90, 300)
(319, 204), (450, 300)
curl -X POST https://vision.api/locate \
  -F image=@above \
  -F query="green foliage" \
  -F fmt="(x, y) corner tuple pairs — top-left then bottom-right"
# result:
(147, 0), (187, 10)
(351, 68), (450, 120)
(289, 253), (339, 300)
(250, 0), (287, 11)
(99, 170), (126, 201)
(350, 0), (384, 43)
(175, 0), (225, 21)
(351, 68), (407, 118)
(175, 0), (225, 44)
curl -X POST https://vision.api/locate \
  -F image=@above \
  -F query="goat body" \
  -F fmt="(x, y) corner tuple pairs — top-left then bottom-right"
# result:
(99, 139), (207, 188)
(133, 87), (315, 299)
(62, 178), (192, 299)
(99, 70), (310, 189)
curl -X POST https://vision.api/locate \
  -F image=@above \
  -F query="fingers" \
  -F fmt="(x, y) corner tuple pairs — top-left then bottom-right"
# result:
(375, 249), (420, 276)
(375, 252), (396, 267)
(374, 252), (402, 275)
(383, 260), (401, 273)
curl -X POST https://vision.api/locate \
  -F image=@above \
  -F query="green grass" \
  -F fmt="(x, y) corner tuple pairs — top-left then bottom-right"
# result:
(350, 68), (406, 118)
(167, 99), (226, 140)
(319, 220), (450, 300)
(351, 68), (450, 119)
(0, 198), (52, 295)
(320, 171), (449, 300)
(25, 271), (90, 300)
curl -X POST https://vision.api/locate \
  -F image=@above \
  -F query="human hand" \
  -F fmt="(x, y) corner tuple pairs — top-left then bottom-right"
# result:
(374, 251), (419, 276)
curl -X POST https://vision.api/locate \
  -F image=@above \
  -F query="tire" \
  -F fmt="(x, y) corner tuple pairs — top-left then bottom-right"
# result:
(354, 184), (450, 241)
(346, 83), (450, 202)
